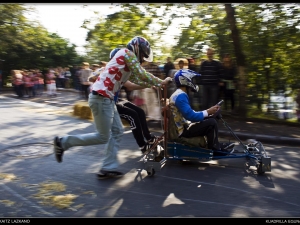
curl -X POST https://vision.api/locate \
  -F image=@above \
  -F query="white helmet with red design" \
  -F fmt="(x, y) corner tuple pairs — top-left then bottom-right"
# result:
(126, 36), (153, 64)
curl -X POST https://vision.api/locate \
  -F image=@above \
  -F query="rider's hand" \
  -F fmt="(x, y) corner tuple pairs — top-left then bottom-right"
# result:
(161, 77), (172, 85)
(207, 105), (220, 115)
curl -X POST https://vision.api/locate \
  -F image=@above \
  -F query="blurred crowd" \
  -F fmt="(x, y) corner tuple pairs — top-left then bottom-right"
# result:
(9, 49), (237, 121)
(162, 49), (238, 114)
(10, 67), (73, 98)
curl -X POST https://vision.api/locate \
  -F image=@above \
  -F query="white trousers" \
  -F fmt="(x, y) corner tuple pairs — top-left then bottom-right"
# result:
(144, 88), (161, 120)
(47, 83), (56, 95)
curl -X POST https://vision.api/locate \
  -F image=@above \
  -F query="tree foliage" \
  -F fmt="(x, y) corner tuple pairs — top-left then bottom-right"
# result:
(0, 3), (82, 82)
(1, 3), (300, 115)
(84, 5), (153, 63)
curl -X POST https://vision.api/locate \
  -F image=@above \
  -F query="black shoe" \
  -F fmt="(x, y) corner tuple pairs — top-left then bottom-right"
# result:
(53, 136), (64, 163)
(148, 135), (158, 145)
(97, 170), (124, 179)
(140, 136), (159, 155)
(140, 143), (152, 155)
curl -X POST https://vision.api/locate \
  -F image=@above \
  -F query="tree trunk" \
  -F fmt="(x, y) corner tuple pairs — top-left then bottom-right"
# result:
(225, 4), (247, 118)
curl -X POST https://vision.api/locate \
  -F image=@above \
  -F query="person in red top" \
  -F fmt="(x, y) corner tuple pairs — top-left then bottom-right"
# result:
(12, 70), (24, 98)
(23, 70), (34, 98)
(36, 69), (44, 96)
(53, 36), (172, 179)
(31, 69), (40, 97)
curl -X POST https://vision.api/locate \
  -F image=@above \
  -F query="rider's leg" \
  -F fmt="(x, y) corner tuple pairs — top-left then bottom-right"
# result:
(117, 101), (147, 148)
(180, 117), (220, 150)
(123, 100), (153, 141)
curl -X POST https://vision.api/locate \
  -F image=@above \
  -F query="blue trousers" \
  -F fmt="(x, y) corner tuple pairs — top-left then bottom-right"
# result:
(61, 93), (124, 171)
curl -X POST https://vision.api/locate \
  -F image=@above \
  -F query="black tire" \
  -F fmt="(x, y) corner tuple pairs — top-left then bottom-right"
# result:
(154, 156), (163, 162)
(147, 169), (155, 176)
(154, 150), (165, 162)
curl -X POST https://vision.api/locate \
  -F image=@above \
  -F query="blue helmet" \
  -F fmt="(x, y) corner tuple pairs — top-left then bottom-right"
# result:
(174, 69), (201, 92)
(109, 48), (121, 60)
(126, 36), (153, 64)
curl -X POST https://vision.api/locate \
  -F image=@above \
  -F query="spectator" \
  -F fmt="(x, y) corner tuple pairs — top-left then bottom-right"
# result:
(23, 70), (34, 98)
(79, 62), (93, 100)
(99, 61), (107, 68)
(187, 58), (201, 110)
(31, 69), (39, 97)
(163, 57), (175, 78)
(167, 59), (188, 99)
(64, 67), (72, 88)
(74, 65), (82, 93)
(199, 48), (223, 109)
(92, 64), (100, 73)
(71, 65), (81, 91)
(187, 57), (198, 72)
(178, 60), (185, 70)
(221, 53), (237, 112)
(37, 69), (44, 96)
(57, 67), (65, 88)
(46, 69), (57, 97)
(12, 70), (24, 98)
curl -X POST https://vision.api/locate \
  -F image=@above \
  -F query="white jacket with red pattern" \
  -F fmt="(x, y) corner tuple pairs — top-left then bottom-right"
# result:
(91, 48), (163, 100)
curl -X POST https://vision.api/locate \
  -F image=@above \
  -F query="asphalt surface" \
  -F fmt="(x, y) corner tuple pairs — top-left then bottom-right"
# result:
(1, 88), (300, 218)
(2, 87), (300, 147)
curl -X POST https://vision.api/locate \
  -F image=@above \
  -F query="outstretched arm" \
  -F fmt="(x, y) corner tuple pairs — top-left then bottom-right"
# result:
(123, 81), (145, 91)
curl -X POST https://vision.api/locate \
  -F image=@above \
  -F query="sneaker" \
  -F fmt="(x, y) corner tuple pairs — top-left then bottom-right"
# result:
(220, 142), (235, 151)
(140, 144), (152, 155)
(96, 170), (124, 179)
(148, 135), (159, 149)
(53, 136), (64, 163)
(147, 135), (158, 145)
(140, 136), (159, 155)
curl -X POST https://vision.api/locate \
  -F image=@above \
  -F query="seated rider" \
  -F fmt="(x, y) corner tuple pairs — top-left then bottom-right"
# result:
(169, 69), (234, 152)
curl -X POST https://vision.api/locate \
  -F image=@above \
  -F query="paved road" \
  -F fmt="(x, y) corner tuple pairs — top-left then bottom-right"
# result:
(3, 88), (300, 147)
(1, 94), (300, 218)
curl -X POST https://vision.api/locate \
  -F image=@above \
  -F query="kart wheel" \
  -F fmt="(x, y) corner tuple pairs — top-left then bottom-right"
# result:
(147, 169), (155, 177)
(154, 150), (165, 162)
(257, 163), (265, 175)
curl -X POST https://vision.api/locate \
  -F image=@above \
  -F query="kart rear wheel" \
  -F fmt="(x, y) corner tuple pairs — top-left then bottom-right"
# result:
(154, 149), (165, 162)
(147, 169), (155, 177)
